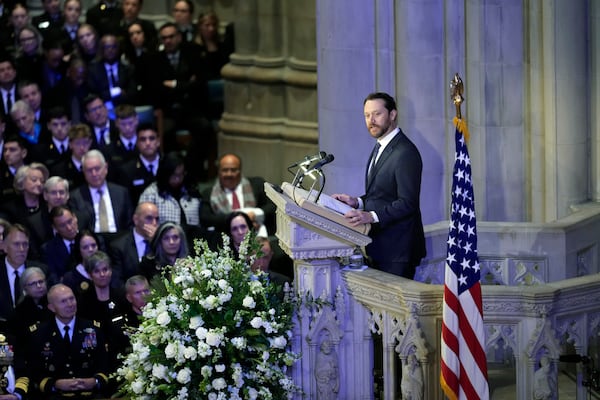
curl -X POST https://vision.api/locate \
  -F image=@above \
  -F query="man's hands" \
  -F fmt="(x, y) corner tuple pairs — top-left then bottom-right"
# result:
(55, 377), (97, 392)
(331, 193), (359, 209)
(331, 193), (373, 226)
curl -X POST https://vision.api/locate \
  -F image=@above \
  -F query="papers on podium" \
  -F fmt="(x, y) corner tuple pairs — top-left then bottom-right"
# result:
(281, 182), (371, 235)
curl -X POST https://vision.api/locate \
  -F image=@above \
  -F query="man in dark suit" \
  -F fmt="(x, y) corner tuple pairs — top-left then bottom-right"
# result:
(333, 92), (426, 278)
(0, 135), (28, 201)
(0, 55), (19, 134)
(103, 103), (138, 165)
(108, 201), (158, 287)
(50, 123), (93, 190)
(29, 106), (71, 169)
(0, 224), (47, 331)
(68, 149), (133, 237)
(87, 34), (137, 108)
(201, 153), (277, 236)
(32, 0), (64, 38)
(113, 122), (158, 204)
(26, 283), (110, 398)
(41, 206), (80, 285)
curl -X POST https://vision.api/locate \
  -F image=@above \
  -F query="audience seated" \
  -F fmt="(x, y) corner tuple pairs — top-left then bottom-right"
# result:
(50, 123), (92, 189)
(0, 135), (28, 201)
(69, 149), (133, 237)
(138, 151), (204, 245)
(108, 202), (158, 288)
(123, 21), (161, 108)
(44, 0), (82, 56)
(171, 0), (195, 43)
(15, 24), (44, 85)
(26, 283), (110, 398)
(73, 23), (99, 65)
(113, 122), (159, 204)
(120, 0), (157, 50)
(17, 80), (46, 127)
(39, 38), (67, 94)
(41, 205), (80, 285)
(104, 103), (139, 164)
(194, 9), (234, 82)
(62, 229), (104, 295)
(76, 250), (129, 372)
(86, 0), (123, 37)
(4, 3), (30, 57)
(138, 221), (188, 282)
(1, 163), (50, 259)
(45, 57), (90, 123)
(0, 54), (19, 133)
(32, 0), (64, 38)
(10, 99), (42, 145)
(123, 274), (150, 327)
(40, 175), (70, 235)
(87, 33), (137, 110)
(29, 105), (71, 168)
(0, 224), (48, 332)
(0, 218), (10, 258)
(83, 93), (118, 150)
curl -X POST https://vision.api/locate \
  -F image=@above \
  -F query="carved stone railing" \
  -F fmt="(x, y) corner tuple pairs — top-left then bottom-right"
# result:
(342, 269), (600, 400)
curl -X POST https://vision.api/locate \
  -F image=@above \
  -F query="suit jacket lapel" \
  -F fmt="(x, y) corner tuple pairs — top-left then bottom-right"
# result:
(365, 132), (402, 191)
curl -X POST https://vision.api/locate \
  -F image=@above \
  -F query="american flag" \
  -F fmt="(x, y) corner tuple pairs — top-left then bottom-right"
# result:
(440, 118), (489, 400)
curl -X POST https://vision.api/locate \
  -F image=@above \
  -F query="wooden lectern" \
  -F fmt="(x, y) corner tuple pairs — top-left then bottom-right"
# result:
(265, 182), (375, 399)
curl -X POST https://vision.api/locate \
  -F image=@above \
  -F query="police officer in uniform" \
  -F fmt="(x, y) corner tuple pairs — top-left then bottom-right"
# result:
(26, 284), (109, 399)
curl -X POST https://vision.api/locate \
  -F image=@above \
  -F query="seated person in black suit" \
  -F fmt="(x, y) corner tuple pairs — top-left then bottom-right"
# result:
(45, 57), (90, 124)
(104, 103), (138, 164)
(32, 0), (64, 38)
(50, 123), (92, 190)
(83, 93), (118, 151)
(29, 106), (71, 169)
(0, 136), (28, 201)
(108, 201), (158, 288)
(86, 0), (123, 37)
(68, 149), (133, 237)
(113, 122), (159, 204)
(41, 205), (80, 285)
(16, 80), (45, 125)
(87, 33), (136, 110)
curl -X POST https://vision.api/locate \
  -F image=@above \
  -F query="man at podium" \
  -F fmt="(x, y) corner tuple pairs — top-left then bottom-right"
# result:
(332, 92), (425, 278)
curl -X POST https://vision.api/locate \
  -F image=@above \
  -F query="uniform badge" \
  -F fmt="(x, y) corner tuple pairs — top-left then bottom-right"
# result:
(80, 281), (90, 291)
(82, 328), (97, 349)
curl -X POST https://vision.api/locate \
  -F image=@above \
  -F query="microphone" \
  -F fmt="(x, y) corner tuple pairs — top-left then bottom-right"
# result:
(289, 151), (327, 168)
(559, 354), (590, 363)
(311, 153), (335, 170)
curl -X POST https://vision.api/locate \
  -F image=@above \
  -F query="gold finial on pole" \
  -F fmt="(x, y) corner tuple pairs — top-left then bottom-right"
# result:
(450, 73), (464, 119)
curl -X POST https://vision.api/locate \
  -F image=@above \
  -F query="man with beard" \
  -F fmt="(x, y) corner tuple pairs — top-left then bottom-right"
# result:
(332, 92), (426, 278)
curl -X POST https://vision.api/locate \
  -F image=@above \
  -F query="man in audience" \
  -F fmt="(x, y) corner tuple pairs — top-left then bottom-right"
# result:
(113, 122), (158, 203)
(32, 0), (64, 37)
(69, 149), (133, 236)
(0, 135), (28, 200)
(41, 206), (79, 284)
(104, 103), (138, 164)
(87, 33), (137, 109)
(26, 283), (110, 398)
(40, 39), (68, 93)
(171, 0), (195, 42)
(17, 80), (45, 125)
(0, 55), (19, 133)
(46, 57), (89, 124)
(51, 123), (92, 190)
(201, 153), (276, 235)
(30, 106), (71, 169)
(124, 274), (150, 327)
(84, 94), (118, 151)
(109, 201), (158, 287)
(0, 224), (47, 330)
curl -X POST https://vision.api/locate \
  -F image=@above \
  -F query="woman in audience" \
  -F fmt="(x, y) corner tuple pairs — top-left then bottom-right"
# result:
(4, 3), (30, 56)
(0, 163), (50, 259)
(123, 21), (160, 107)
(74, 23), (98, 65)
(226, 211), (289, 285)
(77, 251), (129, 372)
(15, 24), (44, 84)
(138, 152), (204, 242)
(139, 221), (189, 282)
(193, 10), (233, 80)
(62, 229), (103, 294)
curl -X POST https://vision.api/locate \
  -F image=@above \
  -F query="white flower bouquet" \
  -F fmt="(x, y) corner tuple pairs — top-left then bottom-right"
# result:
(115, 237), (300, 399)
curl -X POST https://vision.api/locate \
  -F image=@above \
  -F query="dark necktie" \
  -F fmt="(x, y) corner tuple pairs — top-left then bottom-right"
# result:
(231, 191), (241, 210)
(143, 239), (150, 256)
(368, 142), (381, 178)
(5, 92), (12, 114)
(63, 325), (71, 349)
(98, 129), (107, 147)
(108, 65), (117, 87)
(69, 241), (75, 254)
(13, 270), (20, 307)
(127, 141), (134, 151)
(59, 143), (66, 154)
(147, 164), (153, 175)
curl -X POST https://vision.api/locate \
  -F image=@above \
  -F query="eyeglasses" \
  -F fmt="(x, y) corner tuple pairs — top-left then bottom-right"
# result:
(25, 279), (46, 288)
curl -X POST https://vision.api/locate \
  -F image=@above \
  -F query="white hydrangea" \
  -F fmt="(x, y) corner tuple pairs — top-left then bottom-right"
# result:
(212, 377), (227, 390)
(242, 296), (256, 309)
(152, 364), (168, 380)
(156, 311), (171, 326)
(269, 336), (287, 349)
(231, 337), (247, 350)
(215, 364), (225, 373)
(206, 331), (222, 347)
(250, 317), (263, 329)
(176, 367), (192, 384)
(201, 365), (213, 378)
(189, 315), (204, 330)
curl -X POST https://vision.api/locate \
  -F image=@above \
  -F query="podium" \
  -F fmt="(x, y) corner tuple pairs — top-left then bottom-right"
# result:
(265, 182), (374, 399)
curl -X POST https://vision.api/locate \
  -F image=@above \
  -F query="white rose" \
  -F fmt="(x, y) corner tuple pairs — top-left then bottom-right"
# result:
(247, 388), (258, 400)
(152, 364), (168, 380)
(164, 342), (177, 359)
(212, 377), (227, 390)
(270, 336), (287, 349)
(189, 315), (204, 329)
(176, 367), (192, 384)
(183, 346), (197, 360)
(217, 279), (229, 290)
(196, 327), (208, 340)
(250, 317), (263, 329)
(242, 296), (256, 309)
(206, 331), (222, 347)
(201, 365), (213, 378)
(156, 311), (171, 326)
(215, 364), (225, 373)
(131, 379), (145, 394)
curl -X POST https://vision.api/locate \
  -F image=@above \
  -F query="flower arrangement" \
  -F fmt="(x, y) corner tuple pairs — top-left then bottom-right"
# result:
(115, 237), (300, 399)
